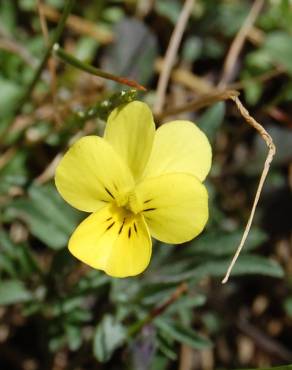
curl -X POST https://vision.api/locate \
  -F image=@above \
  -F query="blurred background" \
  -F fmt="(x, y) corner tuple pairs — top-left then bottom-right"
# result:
(0, 0), (292, 369)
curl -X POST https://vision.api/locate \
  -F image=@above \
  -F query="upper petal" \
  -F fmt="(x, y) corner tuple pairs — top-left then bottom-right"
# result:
(69, 204), (152, 277)
(136, 173), (208, 244)
(104, 101), (155, 180)
(143, 120), (212, 182)
(55, 136), (134, 213)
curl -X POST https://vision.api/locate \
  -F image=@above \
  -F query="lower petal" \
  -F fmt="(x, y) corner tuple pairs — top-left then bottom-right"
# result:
(136, 174), (208, 244)
(69, 204), (152, 277)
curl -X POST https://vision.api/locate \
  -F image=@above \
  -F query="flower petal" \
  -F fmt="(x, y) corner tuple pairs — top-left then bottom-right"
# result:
(143, 121), (212, 181)
(104, 101), (155, 180)
(55, 136), (134, 213)
(69, 204), (152, 277)
(136, 174), (208, 244)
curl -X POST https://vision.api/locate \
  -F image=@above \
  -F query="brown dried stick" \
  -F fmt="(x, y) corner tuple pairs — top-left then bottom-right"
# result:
(155, 90), (275, 282)
(37, 0), (60, 125)
(0, 148), (16, 170)
(154, 0), (194, 114)
(34, 153), (63, 185)
(38, 3), (113, 44)
(0, 38), (37, 67)
(222, 94), (276, 283)
(218, 0), (264, 88)
(155, 90), (239, 121)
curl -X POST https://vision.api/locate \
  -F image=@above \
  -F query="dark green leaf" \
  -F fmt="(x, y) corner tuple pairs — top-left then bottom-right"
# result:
(102, 18), (158, 86)
(155, 318), (212, 350)
(198, 102), (225, 141)
(157, 334), (177, 360)
(263, 31), (292, 74)
(0, 78), (23, 116)
(65, 324), (82, 351)
(0, 279), (32, 305)
(246, 125), (292, 174)
(167, 295), (206, 314)
(160, 255), (284, 283)
(155, 0), (182, 24)
(190, 255), (284, 280)
(284, 297), (292, 317)
(189, 227), (267, 257)
(93, 315), (126, 362)
(6, 184), (82, 249)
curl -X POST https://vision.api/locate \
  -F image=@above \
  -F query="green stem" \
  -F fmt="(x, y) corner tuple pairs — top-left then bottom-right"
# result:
(127, 282), (188, 337)
(73, 89), (138, 124)
(53, 44), (146, 91)
(127, 316), (152, 337)
(15, 0), (76, 114)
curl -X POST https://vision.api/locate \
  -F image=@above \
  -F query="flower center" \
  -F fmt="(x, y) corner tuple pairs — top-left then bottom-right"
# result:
(114, 188), (143, 215)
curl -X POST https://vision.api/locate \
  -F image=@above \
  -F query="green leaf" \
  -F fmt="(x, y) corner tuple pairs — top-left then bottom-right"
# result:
(189, 227), (268, 257)
(246, 125), (292, 174)
(161, 255), (284, 283)
(6, 184), (82, 249)
(167, 295), (206, 314)
(0, 255), (17, 277)
(0, 230), (15, 254)
(65, 325), (82, 351)
(157, 334), (177, 360)
(182, 36), (202, 63)
(102, 18), (158, 86)
(244, 79), (263, 106)
(198, 102), (225, 141)
(215, 2), (250, 37)
(191, 255), (284, 280)
(155, 0), (182, 24)
(139, 282), (180, 306)
(0, 0), (16, 33)
(284, 297), (292, 317)
(155, 318), (212, 350)
(0, 78), (23, 116)
(0, 151), (27, 195)
(263, 31), (292, 74)
(0, 280), (32, 305)
(93, 315), (126, 362)
(0, 231), (40, 277)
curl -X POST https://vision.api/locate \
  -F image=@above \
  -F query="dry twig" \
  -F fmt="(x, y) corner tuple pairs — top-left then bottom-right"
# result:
(154, 0), (194, 114)
(0, 148), (17, 170)
(37, 0), (61, 125)
(218, 0), (265, 88)
(238, 317), (292, 361)
(155, 90), (239, 121)
(34, 154), (62, 185)
(0, 38), (37, 67)
(155, 58), (213, 94)
(156, 58), (285, 96)
(155, 89), (275, 283)
(222, 94), (276, 283)
(38, 2), (113, 44)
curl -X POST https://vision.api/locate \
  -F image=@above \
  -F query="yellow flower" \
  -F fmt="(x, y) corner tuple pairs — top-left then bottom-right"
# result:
(55, 101), (211, 277)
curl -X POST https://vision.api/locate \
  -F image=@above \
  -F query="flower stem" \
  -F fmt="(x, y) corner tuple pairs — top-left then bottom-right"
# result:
(73, 89), (138, 124)
(53, 44), (146, 91)
(127, 282), (188, 337)
(15, 0), (76, 115)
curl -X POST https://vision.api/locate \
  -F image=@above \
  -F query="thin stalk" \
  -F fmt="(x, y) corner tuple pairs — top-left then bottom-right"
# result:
(15, 0), (76, 114)
(127, 283), (187, 337)
(53, 44), (146, 91)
